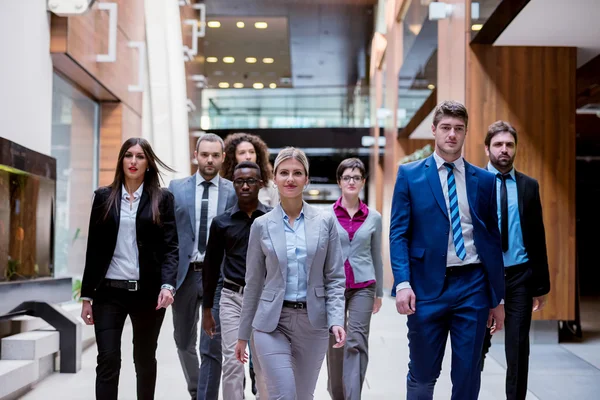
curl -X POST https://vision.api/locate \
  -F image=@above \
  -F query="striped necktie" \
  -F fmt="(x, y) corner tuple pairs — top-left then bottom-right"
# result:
(444, 162), (466, 260)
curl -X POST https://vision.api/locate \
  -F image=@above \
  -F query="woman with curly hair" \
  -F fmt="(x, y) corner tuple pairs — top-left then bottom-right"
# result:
(221, 133), (279, 207)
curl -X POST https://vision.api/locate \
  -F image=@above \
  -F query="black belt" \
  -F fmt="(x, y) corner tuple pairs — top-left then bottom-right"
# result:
(223, 281), (244, 294)
(190, 261), (203, 272)
(283, 300), (307, 310)
(505, 262), (530, 277)
(445, 263), (481, 276)
(104, 279), (138, 291)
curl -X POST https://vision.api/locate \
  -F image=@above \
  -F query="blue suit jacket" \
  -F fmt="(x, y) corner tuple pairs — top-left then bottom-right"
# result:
(389, 154), (505, 307)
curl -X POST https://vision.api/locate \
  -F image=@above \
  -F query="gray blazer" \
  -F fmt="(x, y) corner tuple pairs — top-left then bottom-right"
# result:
(331, 205), (384, 297)
(238, 202), (346, 341)
(168, 174), (236, 289)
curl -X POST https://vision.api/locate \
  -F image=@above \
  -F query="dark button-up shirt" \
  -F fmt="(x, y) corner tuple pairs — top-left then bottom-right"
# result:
(202, 201), (272, 308)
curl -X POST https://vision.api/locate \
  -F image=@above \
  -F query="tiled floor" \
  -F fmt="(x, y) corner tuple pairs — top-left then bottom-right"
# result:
(21, 296), (600, 399)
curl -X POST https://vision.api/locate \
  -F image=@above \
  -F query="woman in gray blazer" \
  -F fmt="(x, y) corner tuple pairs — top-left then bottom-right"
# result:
(235, 147), (347, 400)
(326, 158), (383, 400)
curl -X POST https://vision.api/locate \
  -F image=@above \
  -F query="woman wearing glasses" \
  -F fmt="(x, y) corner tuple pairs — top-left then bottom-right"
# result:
(235, 147), (347, 400)
(326, 158), (383, 400)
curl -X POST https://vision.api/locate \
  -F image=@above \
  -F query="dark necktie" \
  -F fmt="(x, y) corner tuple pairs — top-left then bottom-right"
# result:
(498, 173), (510, 252)
(198, 181), (211, 254)
(444, 162), (466, 260)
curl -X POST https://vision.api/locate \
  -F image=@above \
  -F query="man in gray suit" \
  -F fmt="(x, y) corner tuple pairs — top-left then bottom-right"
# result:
(168, 133), (236, 400)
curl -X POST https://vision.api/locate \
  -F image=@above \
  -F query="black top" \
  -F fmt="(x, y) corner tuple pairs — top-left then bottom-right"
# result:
(202, 201), (272, 308)
(81, 186), (179, 300)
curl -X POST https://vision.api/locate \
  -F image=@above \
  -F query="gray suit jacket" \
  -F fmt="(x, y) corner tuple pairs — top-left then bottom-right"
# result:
(168, 174), (236, 289)
(331, 204), (384, 298)
(238, 202), (346, 341)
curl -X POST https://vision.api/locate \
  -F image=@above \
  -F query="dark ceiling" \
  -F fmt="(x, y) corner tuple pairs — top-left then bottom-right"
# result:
(204, 0), (375, 87)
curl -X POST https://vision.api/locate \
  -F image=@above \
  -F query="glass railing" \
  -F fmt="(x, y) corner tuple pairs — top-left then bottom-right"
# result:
(201, 85), (371, 130)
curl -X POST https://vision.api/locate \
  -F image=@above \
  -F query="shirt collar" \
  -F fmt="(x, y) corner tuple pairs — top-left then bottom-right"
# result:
(196, 171), (220, 187)
(487, 162), (515, 179)
(230, 201), (269, 217)
(433, 151), (464, 173)
(334, 197), (367, 214)
(283, 206), (305, 221)
(122, 183), (144, 201)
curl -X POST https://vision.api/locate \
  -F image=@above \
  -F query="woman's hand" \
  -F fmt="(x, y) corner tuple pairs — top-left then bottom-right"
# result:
(156, 288), (174, 310)
(235, 340), (249, 363)
(373, 297), (382, 314)
(81, 300), (94, 325)
(331, 325), (346, 348)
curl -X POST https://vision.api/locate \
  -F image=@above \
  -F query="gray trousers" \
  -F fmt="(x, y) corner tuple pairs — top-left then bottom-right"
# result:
(172, 267), (222, 400)
(253, 308), (329, 400)
(219, 289), (245, 400)
(326, 286), (375, 400)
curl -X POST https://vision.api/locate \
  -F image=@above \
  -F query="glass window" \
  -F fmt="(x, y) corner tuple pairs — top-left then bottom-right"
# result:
(51, 73), (99, 279)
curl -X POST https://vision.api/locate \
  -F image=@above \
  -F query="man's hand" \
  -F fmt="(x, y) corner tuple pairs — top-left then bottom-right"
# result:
(396, 288), (416, 315)
(203, 308), (217, 338)
(331, 325), (346, 348)
(156, 288), (174, 310)
(235, 340), (248, 364)
(373, 297), (383, 314)
(81, 300), (94, 325)
(533, 295), (547, 312)
(487, 304), (505, 334)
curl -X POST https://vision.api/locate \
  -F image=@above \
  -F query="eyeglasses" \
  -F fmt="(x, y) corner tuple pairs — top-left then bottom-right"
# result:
(341, 175), (363, 183)
(233, 178), (261, 187)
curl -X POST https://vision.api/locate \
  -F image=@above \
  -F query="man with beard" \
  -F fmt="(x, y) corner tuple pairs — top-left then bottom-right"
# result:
(169, 133), (237, 400)
(481, 121), (551, 400)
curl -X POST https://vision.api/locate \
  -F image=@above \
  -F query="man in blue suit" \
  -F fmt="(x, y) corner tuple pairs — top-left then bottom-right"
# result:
(390, 100), (505, 400)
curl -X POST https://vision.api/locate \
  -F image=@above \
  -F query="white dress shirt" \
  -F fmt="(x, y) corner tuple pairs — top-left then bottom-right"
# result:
(192, 172), (220, 262)
(105, 184), (144, 280)
(432, 152), (480, 267)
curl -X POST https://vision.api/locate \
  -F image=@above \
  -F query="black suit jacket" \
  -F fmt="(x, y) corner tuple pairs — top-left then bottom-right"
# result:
(81, 186), (179, 300)
(514, 170), (551, 297)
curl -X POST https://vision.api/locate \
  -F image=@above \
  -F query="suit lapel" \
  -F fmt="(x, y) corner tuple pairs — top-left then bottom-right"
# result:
(217, 178), (228, 214)
(267, 206), (288, 281)
(425, 155), (449, 218)
(302, 203), (320, 277)
(464, 161), (479, 213)
(136, 189), (150, 229)
(515, 170), (526, 223)
(185, 175), (196, 232)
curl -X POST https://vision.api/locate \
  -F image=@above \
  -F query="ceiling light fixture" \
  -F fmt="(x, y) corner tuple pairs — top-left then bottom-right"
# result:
(233, 83), (244, 88)
(471, 24), (483, 31)
(206, 56), (218, 63)
(245, 57), (257, 64)
(262, 57), (274, 64)
(237, 21), (245, 28)
(218, 82), (230, 88)
(255, 22), (268, 29)
(427, 84), (435, 90)
(223, 57), (235, 64)
(308, 189), (320, 196)
(269, 83), (277, 89)
(253, 83), (264, 89)
(207, 21), (221, 28)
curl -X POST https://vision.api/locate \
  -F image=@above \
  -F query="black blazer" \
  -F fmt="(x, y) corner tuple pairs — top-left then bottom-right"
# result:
(81, 186), (179, 300)
(515, 170), (551, 297)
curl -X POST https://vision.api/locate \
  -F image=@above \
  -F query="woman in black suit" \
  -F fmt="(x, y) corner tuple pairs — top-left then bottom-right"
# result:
(80, 137), (179, 400)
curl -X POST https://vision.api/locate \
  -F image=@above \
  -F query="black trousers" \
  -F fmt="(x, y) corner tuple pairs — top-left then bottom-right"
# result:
(482, 263), (533, 400)
(92, 286), (166, 400)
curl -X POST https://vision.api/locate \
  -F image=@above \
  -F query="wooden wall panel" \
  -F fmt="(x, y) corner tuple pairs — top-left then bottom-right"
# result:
(114, 0), (146, 42)
(99, 103), (123, 187)
(122, 104), (143, 141)
(466, 45), (577, 320)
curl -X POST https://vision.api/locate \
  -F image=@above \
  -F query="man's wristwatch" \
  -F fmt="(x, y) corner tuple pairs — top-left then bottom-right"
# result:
(161, 284), (176, 297)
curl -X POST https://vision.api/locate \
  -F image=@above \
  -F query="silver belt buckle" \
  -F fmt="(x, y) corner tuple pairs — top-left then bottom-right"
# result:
(128, 280), (138, 291)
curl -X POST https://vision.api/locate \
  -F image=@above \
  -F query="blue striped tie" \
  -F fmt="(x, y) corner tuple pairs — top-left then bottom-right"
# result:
(444, 162), (466, 260)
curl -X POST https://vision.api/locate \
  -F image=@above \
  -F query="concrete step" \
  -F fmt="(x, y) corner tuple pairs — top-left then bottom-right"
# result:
(1, 330), (59, 361)
(0, 360), (35, 399)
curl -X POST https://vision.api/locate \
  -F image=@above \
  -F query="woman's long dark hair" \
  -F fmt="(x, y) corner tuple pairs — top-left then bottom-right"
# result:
(102, 138), (175, 224)
(220, 133), (273, 182)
